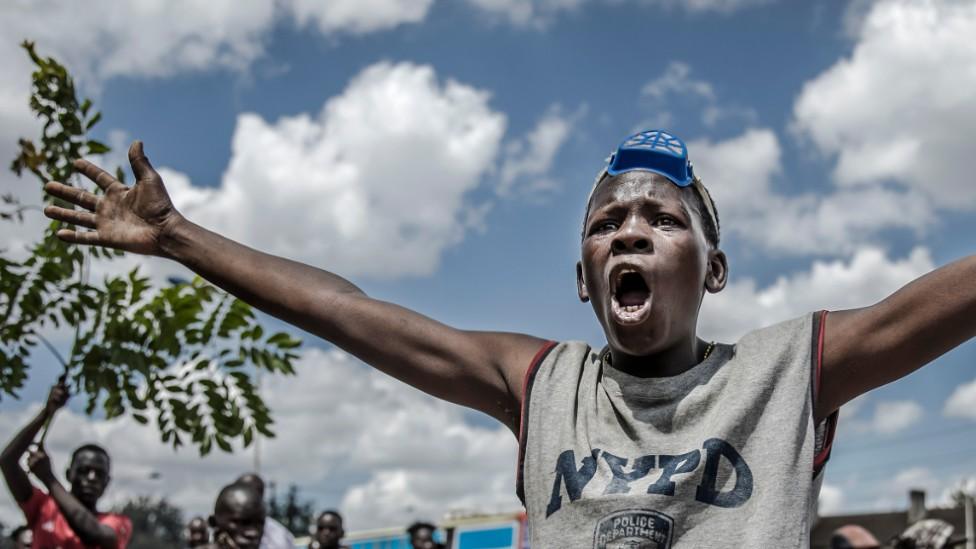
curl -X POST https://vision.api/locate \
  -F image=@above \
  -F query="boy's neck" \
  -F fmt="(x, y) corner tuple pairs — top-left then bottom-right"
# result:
(606, 338), (710, 378)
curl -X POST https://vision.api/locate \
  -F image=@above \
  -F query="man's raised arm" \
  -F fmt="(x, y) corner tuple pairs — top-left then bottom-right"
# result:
(44, 142), (546, 432)
(1, 380), (68, 503)
(818, 254), (976, 420)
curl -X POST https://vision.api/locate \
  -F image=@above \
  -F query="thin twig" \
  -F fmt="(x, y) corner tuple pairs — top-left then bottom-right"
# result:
(36, 333), (68, 370)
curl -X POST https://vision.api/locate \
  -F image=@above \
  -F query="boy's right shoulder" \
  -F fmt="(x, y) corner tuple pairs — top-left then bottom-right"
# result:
(524, 340), (596, 378)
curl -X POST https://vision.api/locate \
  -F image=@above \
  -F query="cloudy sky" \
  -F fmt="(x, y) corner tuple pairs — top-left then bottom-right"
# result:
(1, 0), (975, 533)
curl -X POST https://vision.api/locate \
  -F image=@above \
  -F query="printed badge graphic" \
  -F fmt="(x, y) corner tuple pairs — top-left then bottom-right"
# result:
(593, 509), (674, 548)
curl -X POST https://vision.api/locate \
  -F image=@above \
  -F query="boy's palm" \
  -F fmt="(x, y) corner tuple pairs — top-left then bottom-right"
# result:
(43, 141), (179, 257)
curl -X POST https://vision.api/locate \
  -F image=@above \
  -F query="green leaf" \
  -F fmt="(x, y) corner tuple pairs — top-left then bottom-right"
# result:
(85, 111), (102, 131)
(85, 140), (110, 155)
(215, 436), (232, 453)
(267, 332), (302, 349)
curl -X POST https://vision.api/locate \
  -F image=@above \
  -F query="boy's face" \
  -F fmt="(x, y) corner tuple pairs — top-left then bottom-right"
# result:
(187, 517), (209, 547)
(410, 526), (437, 549)
(315, 513), (343, 547)
(578, 172), (725, 359)
(210, 487), (266, 549)
(66, 449), (111, 507)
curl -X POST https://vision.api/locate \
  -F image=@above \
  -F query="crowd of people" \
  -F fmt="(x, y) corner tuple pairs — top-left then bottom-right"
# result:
(1, 378), (449, 549)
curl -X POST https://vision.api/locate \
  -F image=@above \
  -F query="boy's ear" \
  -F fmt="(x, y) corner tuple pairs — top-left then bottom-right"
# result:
(209, 515), (217, 528)
(576, 262), (589, 303)
(705, 249), (728, 293)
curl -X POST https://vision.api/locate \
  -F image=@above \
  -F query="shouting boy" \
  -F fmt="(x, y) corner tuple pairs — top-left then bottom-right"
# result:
(42, 129), (975, 547)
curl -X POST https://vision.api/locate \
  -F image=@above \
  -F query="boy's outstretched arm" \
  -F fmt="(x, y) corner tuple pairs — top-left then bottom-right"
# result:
(43, 142), (546, 433)
(818, 254), (976, 421)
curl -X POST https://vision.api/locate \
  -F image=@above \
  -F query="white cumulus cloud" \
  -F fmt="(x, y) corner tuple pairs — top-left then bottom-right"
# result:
(285, 0), (435, 34)
(0, 1), (275, 82)
(792, 0), (976, 210)
(818, 483), (845, 515)
(465, 0), (586, 27)
(870, 400), (924, 435)
(0, 0), (440, 265)
(164, 61), (507, 278)
(639, 62), (756, 129)
(465, 0), (773, 27)
(700, 246), (934, 343)
(944, 377), (976, 421)
(689, 128), (934, 255)
(498, 105), (581, 198)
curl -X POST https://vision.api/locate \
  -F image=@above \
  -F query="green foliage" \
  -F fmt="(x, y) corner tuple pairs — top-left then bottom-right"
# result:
(267, 483), (316, 537)
(0, 41), (302, 454)
(114, 496), (186, 549)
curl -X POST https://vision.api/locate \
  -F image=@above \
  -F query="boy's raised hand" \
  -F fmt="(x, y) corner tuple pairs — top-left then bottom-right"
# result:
(43, 141), (180, 257)
(26, 445), (55, 484)
(45, 377), (69, 416)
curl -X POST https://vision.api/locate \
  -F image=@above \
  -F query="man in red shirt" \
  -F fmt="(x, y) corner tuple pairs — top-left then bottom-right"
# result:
(0, 379), (131, 549)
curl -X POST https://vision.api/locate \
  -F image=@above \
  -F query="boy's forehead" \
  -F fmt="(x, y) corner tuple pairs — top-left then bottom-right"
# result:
(72, 449), (110, 469)
(589, 171), (689, 210)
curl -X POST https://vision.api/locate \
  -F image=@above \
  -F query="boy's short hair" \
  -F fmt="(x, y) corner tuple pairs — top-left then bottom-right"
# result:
(582, 170), (721, 249)
(406, 521), (436, 536)
(70, 443), (110, 466)
(318, 509), (343, 524)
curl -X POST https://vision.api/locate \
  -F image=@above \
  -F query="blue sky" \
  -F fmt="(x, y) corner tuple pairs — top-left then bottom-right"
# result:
(0, 0), (974, 532)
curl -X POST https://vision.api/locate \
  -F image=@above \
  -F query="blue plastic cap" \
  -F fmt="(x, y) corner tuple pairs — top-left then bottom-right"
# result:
(606, 129), (695, 187)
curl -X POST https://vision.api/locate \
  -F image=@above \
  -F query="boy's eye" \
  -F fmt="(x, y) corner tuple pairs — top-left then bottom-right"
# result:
(590, 220), (619, 234)
(655, 215), (680, 227)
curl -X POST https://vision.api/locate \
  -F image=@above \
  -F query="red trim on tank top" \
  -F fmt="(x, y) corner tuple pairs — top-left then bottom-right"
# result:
(515, 340), (557, 505)
(813, 310), (838, 473)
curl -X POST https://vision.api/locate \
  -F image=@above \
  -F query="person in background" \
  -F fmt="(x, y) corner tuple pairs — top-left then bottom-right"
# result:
(309, 511), (347, 549)
(205, 483), (266, 549)
(892, 518), (967, 549)
(406, 522), (444, 549)
(0, 379), (131, 549)
(235, 474), (295, 549)
(9, 525), (33, 549)
(830, 524), (881, 549)
(186, 516), (210, 548)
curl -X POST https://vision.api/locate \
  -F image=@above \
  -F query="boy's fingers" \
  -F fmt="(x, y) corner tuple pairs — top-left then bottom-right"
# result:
(128, 140), (158, 182)
(55, 228), (102, 246)
(44, 182), (98, 211)
(43, 206), (96, 229)
(72, 158), (121, 192)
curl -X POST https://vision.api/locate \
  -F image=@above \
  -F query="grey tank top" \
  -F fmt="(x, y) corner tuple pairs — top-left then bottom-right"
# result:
(517, 312), (838, 548)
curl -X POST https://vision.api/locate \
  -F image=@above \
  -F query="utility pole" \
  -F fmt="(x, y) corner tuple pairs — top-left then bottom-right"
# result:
(966, 493), (974, 549)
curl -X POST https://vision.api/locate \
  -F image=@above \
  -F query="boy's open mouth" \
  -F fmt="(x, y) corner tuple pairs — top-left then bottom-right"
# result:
(610, 268), (652, 324)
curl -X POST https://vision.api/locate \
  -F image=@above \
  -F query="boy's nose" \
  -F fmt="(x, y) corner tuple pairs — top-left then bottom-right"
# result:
(612, 218), (652, 253)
